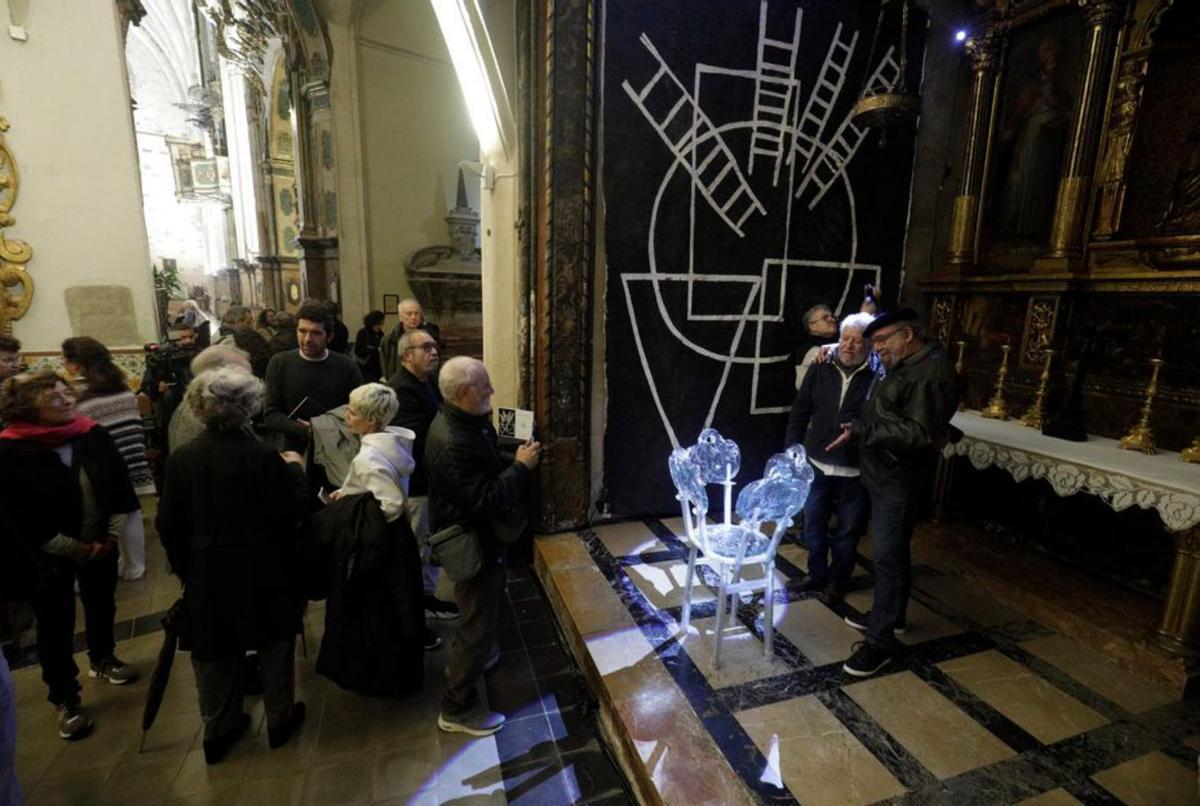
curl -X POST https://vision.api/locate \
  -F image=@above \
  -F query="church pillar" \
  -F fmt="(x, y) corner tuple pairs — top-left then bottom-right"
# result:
(296, 80), (339, 301)
(945, 29), (1001, 272)
(1039, 0), (1124, 267)
(258, 255), (286, 311)
(530, 0), (596, 531)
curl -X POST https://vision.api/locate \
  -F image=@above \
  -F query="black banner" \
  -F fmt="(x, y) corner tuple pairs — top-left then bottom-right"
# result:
(602, 0), (927, 517)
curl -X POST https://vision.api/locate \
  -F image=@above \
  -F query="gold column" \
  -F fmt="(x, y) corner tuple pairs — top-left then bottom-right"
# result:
(946, 31), (1001, 270)
(1040, 0), (1124, 266)
(1154, 526), (1200, 658)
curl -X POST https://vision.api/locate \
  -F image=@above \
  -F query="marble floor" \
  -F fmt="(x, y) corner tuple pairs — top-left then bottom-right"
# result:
(535, 518), (1200, 805)
(5, 502), (631, 805)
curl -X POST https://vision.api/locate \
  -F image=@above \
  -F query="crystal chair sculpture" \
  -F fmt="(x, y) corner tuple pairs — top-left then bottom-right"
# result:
(670, 431), (813, 669)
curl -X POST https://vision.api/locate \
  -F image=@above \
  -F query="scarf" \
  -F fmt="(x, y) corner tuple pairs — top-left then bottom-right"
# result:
(0, 415), (96, 447)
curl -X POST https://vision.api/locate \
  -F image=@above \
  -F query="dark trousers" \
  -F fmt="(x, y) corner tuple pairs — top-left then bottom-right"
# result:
(802, 470), (868, 590)
(441, 561), (506, 715)
(191, 637), (295, 741)
(33, 552), (118, 706)
(865, 491), (918, 649)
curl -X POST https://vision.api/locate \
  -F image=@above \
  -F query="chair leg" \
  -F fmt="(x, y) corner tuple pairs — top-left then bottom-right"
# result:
(763, 561), (776, 659)
(714, 567), (729, 670)
(680, 546), (698, 634)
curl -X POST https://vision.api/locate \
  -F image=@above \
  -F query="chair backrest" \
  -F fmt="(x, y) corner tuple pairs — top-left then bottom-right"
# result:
(735, 443), (815, 554)
(692, 428), (740, 484)
(668, 446), (708, 515)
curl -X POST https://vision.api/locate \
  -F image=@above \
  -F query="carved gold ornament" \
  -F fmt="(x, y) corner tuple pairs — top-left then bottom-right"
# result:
(0, 116), (34, 337)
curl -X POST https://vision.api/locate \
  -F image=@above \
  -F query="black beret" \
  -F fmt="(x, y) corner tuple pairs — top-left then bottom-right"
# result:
(862, 307), (920, 339)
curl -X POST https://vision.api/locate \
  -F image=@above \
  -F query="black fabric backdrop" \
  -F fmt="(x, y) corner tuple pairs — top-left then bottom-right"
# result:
(602, 0), (928, 517)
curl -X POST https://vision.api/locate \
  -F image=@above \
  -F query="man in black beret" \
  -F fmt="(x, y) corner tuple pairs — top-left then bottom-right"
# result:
(825, 308), (961, 677)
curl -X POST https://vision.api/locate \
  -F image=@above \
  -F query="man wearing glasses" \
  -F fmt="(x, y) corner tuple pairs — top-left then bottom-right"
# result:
(825, 308), (961, 677)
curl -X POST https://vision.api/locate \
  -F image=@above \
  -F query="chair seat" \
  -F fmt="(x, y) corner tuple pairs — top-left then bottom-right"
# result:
(695, 523), (771, 562)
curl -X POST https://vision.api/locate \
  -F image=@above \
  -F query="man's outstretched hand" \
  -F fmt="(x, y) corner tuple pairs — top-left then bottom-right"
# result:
(825, 422), (854, 452)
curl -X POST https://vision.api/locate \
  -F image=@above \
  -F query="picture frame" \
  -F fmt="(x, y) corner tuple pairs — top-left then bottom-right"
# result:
(382, 293), (399, 314)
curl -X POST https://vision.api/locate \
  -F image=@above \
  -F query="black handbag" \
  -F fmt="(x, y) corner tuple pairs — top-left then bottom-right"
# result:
(428, 523), (483, 582)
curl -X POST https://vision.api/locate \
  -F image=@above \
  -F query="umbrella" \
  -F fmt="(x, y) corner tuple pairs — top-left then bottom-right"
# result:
(139, 596), (187, 752)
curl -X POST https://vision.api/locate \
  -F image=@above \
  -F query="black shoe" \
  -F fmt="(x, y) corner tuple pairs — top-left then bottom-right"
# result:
(843, 642), (893, 678)
(203, 712), (251, 764)
(844, 612), (906, 635)
(787, 575), (827, 594)
(424, 627), (443, 651)
(268, 702), (306, 750)
(823, 585), (846, 606)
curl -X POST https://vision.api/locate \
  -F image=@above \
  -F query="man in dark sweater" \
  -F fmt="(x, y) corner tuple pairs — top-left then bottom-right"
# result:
(388, 329), (459, 628)
(784, 312), (877, 604)
(263, 301), (363, 460)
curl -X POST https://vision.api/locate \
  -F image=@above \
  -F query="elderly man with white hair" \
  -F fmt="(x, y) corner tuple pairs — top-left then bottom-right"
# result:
(784, 311), (878, 605)
(426, 356), (540, 737)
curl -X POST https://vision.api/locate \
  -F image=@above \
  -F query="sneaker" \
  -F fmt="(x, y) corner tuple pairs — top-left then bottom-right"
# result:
(438, 707), (506, 737)
(842, 641), (893, 678)
(424, 627), (443, 651)
(267, 701), (306, 749)
(88, 655), (139, 685)
(203, 712), (251, 765)
(424, 595), (460, 621)
(56, 701), (93, 740)
(843, 613), (906, 636)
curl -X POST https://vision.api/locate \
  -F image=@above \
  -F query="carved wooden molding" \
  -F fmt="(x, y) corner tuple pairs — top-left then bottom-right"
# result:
(0, 117), (33, 337)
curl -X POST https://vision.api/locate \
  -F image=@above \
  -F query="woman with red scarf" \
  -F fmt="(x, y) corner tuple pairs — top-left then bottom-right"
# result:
(0, 371), (140, 741)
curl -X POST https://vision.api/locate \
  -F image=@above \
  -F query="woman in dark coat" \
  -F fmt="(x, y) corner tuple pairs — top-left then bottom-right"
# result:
(156, 367), (308, 764)
(0, 371), (140, 741)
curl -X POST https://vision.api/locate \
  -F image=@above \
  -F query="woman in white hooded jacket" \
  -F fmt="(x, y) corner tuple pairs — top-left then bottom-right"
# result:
(319, 383), (427, 696)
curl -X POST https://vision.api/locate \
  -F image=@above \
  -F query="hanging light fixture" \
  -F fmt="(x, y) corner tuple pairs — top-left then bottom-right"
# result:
(851, 0), (921, 129)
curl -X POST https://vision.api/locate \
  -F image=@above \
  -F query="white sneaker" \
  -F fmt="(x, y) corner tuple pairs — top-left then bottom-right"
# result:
(438, 708), (505, 737)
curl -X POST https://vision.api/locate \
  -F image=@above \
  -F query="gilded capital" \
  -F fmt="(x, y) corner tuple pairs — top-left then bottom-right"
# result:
(965, 32), (1001, 72)
(1079, 0), (1123, 28)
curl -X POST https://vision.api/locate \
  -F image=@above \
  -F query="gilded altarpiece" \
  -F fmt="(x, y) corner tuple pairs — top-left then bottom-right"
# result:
(923, 0), (1200, 664)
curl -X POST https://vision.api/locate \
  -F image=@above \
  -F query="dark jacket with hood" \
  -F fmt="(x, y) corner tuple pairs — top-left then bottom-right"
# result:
(425, 403), (530, 563)
(854, 342), (961, 498)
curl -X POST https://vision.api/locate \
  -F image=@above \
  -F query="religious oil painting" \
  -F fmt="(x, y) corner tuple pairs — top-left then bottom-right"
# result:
(1120, 7), (1200, 238)
(982, 6), (1085, 248)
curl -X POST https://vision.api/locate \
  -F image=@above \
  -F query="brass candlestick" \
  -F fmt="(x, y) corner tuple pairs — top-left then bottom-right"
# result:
(954, 341), (967, 410)
(1119, 358), (1164, 455)
(981, 344), (1011, 420)
(1182, 436), (1200, 464)
(1020, 349), (1054, 429)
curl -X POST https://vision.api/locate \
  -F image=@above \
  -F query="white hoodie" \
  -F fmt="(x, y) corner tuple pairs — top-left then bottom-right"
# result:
(337, 426), (417, 523)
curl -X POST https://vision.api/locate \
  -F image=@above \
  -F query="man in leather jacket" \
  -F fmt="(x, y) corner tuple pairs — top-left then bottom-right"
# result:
(826, 308), (961, 678)
(426, 356), (541, 737)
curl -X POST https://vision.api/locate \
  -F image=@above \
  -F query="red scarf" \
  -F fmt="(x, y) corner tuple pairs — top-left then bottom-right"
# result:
(0, 415), (96, 447)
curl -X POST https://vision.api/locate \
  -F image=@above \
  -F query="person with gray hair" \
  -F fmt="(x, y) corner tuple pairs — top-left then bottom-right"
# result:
(157, 367), (309, 764)
(380, 298), (442, 380)
(784, 311), (878, 604)
(426, 356), (541, 736)
(168, 346), (253, 453)
(316, 383), (427, 694)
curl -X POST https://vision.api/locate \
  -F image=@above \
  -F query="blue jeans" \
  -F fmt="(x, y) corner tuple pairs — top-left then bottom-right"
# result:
(802, 470), (868, 590)
(865, 491), (918, 649)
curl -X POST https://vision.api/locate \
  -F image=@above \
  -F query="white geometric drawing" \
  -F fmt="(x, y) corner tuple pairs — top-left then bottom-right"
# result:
(619, 1), (895, 450)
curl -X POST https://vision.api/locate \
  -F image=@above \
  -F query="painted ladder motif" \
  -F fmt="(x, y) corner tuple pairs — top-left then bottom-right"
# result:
(787, 22), (858, 176)
(622, 34), (766, 237)
(795, 47), (900, 209)
(748, 2), (803, 187)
